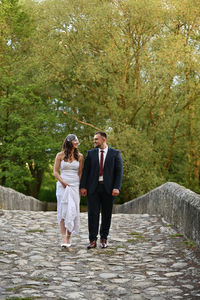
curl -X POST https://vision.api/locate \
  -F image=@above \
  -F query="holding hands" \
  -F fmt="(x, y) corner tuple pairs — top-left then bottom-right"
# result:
(112, 189), (119, 197)
(80, 188), (87, 197)
(80, 188), (119, 197)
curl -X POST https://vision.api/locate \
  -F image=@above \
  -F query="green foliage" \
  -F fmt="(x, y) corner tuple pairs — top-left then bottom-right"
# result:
(1, 0), (200, 203)
(0, 86), (59, 196)
(38, 168), (57, 202)
(0, 0), (61, 198)
(184, 240), (198, 250)
(109, 124), (164, 202)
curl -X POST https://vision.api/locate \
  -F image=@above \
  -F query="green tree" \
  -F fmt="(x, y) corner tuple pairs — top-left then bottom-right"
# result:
(28, 0), (165, 201)
(0, 0), (62, 198)
(2, 0), (200, 202)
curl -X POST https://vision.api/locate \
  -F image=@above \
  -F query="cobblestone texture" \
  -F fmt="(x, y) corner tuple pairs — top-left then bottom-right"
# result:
(0, 210), (199, 299)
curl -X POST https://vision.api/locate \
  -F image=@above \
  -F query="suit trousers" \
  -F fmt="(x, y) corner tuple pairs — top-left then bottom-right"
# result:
(87, 183), (114, 242)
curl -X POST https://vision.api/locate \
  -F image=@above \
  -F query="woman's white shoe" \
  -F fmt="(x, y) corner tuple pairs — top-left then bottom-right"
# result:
(61, 243), (71, 248)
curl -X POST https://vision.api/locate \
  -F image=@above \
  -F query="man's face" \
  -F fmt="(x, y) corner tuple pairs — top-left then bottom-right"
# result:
(94, 134), (104, 148)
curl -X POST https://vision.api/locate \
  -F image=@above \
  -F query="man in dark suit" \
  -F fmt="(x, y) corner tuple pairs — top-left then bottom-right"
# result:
(80, 131), (123, 249)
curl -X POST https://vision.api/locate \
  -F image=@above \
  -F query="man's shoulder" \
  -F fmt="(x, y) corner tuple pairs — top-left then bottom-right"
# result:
(88, 148), (97, 152)
(87, 148), (98, 154)
(108, 147), (120, 154)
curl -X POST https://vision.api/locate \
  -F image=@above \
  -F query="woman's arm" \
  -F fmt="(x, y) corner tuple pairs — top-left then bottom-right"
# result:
(78, 153), (83, 180)
(53, 153), (68, 188)
(80, 151), (90, 196)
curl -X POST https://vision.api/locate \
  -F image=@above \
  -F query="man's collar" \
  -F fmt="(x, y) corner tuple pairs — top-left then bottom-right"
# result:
(99, 146), (108, 152)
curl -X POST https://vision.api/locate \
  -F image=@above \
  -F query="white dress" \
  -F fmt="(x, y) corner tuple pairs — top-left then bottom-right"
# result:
(56, 160), (80, 234)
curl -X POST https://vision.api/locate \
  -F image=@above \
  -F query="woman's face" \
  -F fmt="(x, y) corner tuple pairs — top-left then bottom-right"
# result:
(72, 139), (79, 149)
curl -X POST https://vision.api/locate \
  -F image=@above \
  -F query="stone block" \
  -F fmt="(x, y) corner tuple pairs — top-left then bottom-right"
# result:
(114, 182), (200, 248)
(0, 185), (46, 211)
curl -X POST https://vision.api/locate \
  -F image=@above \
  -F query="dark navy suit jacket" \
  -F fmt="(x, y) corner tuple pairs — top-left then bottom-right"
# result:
(80, 147), (123, 195)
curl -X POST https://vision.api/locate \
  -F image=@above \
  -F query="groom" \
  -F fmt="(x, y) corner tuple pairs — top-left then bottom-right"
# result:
(80, 131), (123, 249)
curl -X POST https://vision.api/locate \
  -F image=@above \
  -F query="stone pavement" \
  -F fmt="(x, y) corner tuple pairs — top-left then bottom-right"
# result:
(0, 210), (199, 300)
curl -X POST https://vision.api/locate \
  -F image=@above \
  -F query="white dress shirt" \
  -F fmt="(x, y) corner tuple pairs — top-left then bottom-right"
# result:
(98, 146), (108, 181)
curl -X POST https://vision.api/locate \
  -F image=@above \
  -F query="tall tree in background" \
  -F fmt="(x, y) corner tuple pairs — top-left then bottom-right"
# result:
(1, 0), (200, 202)
(28, 0), (166, 200)
(0, 0), (62, 198)
(24, 0), (200, 199)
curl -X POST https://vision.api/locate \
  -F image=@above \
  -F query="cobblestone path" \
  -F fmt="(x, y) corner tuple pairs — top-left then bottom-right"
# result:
(0, 210), (199, 300)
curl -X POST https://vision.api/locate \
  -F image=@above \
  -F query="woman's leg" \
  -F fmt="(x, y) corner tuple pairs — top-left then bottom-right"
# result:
(60, 220), (71, 244)
(67, 230), (71, 244)
(60, 219), (67, 244)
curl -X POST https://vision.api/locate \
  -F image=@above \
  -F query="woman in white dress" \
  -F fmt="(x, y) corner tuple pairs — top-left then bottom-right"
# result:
(54, 134), (83, 248)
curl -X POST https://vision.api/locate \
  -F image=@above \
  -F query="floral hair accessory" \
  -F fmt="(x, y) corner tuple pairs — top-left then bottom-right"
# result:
(66, 134), (79, 144)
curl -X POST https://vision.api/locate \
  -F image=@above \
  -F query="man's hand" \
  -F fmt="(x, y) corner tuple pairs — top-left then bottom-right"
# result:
(80, 188), (87, 197)
(112, 189), (119, 197)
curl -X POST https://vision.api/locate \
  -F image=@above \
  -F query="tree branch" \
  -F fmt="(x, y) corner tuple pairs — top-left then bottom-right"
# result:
(57, 108), (102, 131)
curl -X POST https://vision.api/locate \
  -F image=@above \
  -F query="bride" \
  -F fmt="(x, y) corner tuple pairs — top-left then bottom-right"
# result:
(54, 134), (83, 248)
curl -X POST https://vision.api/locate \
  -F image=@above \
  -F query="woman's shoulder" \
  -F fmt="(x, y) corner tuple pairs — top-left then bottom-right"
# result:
(78, 152), (83, 160)
(56, 151), (65, 160)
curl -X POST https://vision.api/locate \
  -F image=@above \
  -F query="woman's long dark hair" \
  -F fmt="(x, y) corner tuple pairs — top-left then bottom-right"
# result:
(62, 138), (79, 161)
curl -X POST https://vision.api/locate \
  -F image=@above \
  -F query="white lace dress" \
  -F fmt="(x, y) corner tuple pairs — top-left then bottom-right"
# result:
(56, 160), (80, 234)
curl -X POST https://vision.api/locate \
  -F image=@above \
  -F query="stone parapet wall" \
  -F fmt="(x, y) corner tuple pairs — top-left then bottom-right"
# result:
(0, 185), (46, 211)
(115, 182), (200, 248)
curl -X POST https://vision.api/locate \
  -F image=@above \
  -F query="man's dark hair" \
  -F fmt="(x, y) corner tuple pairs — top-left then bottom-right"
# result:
(96, 131), (107, 139)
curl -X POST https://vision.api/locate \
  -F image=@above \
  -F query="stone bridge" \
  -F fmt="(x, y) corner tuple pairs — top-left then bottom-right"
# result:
(0, 183), (200, 299)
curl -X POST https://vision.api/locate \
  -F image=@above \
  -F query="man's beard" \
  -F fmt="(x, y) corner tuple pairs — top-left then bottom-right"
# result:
(95, 144), (101, 148)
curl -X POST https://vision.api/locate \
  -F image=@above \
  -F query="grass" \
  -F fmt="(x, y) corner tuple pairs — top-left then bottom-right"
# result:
(169, 234), (184, 238)
(30, 276), (50, 282)
(169, 234), (198, 250)
(184, 240), (198, 249)
(6, 298), (36, 300)
(6, 285), (41, 296)
(128, 232), (145, 240)
(127, 239), (137, 243)
(114, 245), (126, 249)
(129, 232), (141, 235)
(6, 287), (21, 293)
(98, 250), (115, 255)
(26, 229), (45, 233)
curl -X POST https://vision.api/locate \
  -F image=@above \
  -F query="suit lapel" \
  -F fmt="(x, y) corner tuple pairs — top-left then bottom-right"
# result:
(94, 148), (99, 164)
(104, 147), (111, 167)
(93, 147), (111, 168)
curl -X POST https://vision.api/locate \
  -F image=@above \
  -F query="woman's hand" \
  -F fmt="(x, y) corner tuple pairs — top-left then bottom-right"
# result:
(62, 182), (69, 188)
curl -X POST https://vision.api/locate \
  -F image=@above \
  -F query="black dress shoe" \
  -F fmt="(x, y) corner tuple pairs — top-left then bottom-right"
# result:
(87, 240), (97, 249)
(100, 238), (108, 248)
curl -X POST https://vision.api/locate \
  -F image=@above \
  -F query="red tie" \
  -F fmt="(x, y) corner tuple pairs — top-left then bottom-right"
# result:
(99, 150), (104, 176)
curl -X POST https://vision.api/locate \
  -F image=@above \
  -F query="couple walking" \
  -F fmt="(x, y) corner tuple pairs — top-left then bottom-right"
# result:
(54, 131), (123, 249)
